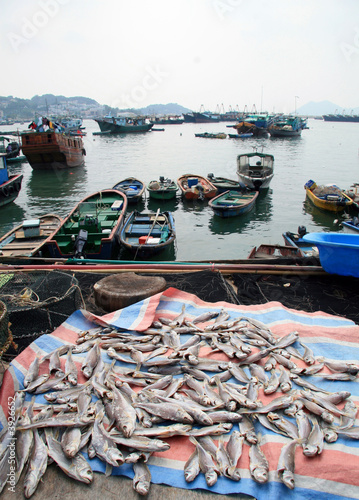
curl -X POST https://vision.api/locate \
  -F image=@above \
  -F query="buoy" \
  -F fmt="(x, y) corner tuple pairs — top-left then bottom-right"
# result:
(93, 272), (167, 312)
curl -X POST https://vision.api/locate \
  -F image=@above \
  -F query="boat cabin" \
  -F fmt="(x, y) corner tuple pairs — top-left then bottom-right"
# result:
(0, 155), (9, 184)
(237, 152), (274, 177)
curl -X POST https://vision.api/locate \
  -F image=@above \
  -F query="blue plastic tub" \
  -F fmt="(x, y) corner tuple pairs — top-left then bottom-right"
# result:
(302, 232), (359, 277)
(188, 178), (198, 188)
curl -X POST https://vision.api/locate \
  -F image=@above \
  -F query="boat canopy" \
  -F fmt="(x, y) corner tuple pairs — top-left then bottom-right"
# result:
(237, 153), (274, 170)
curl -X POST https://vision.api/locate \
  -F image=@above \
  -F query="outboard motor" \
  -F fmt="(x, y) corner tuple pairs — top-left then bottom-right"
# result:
(197, 184), (205, 201)
(297, 226), (307, 238)
(74, 229), (88, 258)
(159, 176), (165, 182)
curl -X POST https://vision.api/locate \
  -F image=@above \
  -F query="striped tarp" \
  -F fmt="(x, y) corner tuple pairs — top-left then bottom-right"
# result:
(0, 287), (358, 500)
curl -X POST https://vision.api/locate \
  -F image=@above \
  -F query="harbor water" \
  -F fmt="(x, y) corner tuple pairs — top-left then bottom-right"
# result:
(1, 119), (358, 261)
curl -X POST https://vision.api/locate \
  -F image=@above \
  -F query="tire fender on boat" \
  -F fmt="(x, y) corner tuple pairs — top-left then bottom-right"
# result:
(8, 185), (14, 195)
(1, 186), (9, 197)
(14, 182), (21, 192)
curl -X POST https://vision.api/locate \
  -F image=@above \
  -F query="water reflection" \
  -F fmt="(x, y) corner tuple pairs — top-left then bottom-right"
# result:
(27, 166), (87, 201)
(302, 199), (344, 231)
(0, 203), (26, 236)
(146, 196), (180, 213)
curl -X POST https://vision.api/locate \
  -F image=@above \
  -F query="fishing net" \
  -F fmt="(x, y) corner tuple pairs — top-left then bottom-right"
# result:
(0, 270), (83, 359)
(231, 272), (359, 324)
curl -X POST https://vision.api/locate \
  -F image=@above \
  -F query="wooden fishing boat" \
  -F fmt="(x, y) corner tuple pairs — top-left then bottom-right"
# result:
(119, 210), (176, 258)
(147, 177), (178, 200)
(0, 214), (62, 257)
(94, 115), (153, 134)
(177, 174), (217, 200)
(302, 232), (359, 277)
(112, 177), (145, 204)
(209, 189), (258, 218)
(207, 174), (244, 194)
(304, 180), (353, 212)
(248, 244), (304, 259)
(236, 152), (274, 190)
(45, 189), (127, 259)
(0, 154), (23, 207)
(194, 132), (227, 139)
(20, 130), (86, 170)
(268, 116), (305, 137)
(282, 226), (319, 257)
(228, 133), (253, 139)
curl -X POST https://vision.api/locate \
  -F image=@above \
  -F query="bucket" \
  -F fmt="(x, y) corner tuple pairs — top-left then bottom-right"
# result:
(305, 179), (317, 191)
(188, 178), (198, 188)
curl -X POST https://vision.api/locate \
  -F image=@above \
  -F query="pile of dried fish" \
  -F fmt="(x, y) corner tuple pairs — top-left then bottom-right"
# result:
(0, 305), (358, 497)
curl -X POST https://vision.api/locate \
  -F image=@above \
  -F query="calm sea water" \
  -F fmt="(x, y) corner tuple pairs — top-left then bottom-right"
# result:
(1, 119), (359, 261)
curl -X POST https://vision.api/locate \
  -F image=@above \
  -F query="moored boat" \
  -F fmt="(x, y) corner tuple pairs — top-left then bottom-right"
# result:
(0, 154), (23, 207)
(342, 217), (359, 234)
(147, 177), (178, 200)
(177, 174), (217, 200)
(304, 180), (354, 212)
(207, 174), (244, 194)
(0, 214), (63, 257)
(209, 189), (258, 218)
(282, 226), (319, 257)
(236, 152), (274, 190)
(119, 210), (176, 258)
(194, 132), (227, 139)
(94, 115), (153, 134)
(20, 129), (86, 170)
(45, 189), (127, 259)
(112, 177), (145, 204)
(268, 115), (306, 137)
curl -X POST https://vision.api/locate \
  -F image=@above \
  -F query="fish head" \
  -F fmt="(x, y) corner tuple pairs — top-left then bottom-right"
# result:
(253, 466), (268, 483)
(184, 469), (198, 482)
(135, 479), (150, 495)
(205, 470), (218, 486)
(24, 471), (37, 498)
(228, 467), (241, 481)
(282, 471), (295, 489)
(324, 429), (338, 443)
(78, 466), (93, 484)
(303, 444), (318, 457)
(322, 411), (334, 425)
(226, 401), (237, 412)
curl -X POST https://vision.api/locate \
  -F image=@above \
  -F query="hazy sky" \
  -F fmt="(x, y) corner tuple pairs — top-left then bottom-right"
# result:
(1, 0), (359, 112)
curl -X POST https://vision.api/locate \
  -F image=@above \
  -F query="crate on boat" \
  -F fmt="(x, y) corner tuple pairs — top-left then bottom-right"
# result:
(138, 236), (161, 245)
(111, 200), (123, 211)
(21, 219), (41, 238)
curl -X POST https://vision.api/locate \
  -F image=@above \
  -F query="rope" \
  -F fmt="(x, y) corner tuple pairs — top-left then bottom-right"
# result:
(0, 324), (18, 359)
(0, 282), (86, 310)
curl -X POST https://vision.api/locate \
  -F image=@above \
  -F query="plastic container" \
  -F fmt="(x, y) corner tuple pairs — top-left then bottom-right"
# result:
(302, 232), (359, 277)
(188, 178), (198, 188)
(304, 179), (317, 191)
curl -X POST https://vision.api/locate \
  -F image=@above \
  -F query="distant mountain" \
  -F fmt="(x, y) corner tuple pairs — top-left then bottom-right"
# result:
(120, 103), (192, 116)
(30, 94), (99, 106)
(296, 100), (359, 116)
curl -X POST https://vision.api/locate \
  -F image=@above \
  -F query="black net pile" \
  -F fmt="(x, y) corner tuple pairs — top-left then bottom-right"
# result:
(231, 273), (359, 324)
(0, 271), (83, 358)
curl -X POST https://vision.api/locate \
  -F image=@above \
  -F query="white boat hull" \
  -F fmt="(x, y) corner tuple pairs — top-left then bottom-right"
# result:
(237, 173), (274, 190)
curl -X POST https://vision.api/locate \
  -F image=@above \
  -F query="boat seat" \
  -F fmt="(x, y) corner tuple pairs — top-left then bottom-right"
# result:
(126, 228), (163, 237)
(100, 221), (116, 229)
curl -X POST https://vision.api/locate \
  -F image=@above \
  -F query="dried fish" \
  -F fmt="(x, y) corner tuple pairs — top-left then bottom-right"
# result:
(189, 436), (219, 486)
(249, 441), (269, 483)
(133, 460), (151, 495)
(184, 449), (200, 482)
(277, 439), (297, 489)
(23, 429), (48, 498)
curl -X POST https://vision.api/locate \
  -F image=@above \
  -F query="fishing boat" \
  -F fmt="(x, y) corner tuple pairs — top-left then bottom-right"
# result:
(228, 133), (253, 139)
(236, 152), (274, 190)
(147, 177), (178, 200)
(177, 174), (217, 200)
(207, 174), (244, 194)
(20, 130), (86, 170)
(209, 189), (258, 218)
(304, 180), (354, 212)
(302, 232), (359, 277)
(342, 217), (359, 234)
(0, 214), (63, 257)
(45, 189), (127, 259)
(112, 177), (145, 204)
(0, 154), (23, 207)
(0, 136), (25, 163)
(194, 132), (227, 139)
(94, 114), (153, 134)
(248, 244), (305, 259)
(282, 226), (319, 257)
(345, 183), (359, 206)
(268, 115), (305, 137)
(150, 116), (184, 125)
(119, 210), (176, 258)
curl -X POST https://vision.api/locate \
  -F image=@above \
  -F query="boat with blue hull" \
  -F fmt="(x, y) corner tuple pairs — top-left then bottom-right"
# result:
(119, 210), (176, 258)
(282, 226), (319, 257)
(113, 177), (145, 204)
(0, 154), (23, 207)
(209, 189), (258, 218)
(45, 189), (127, 259)
(342, 217), (359, 234)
